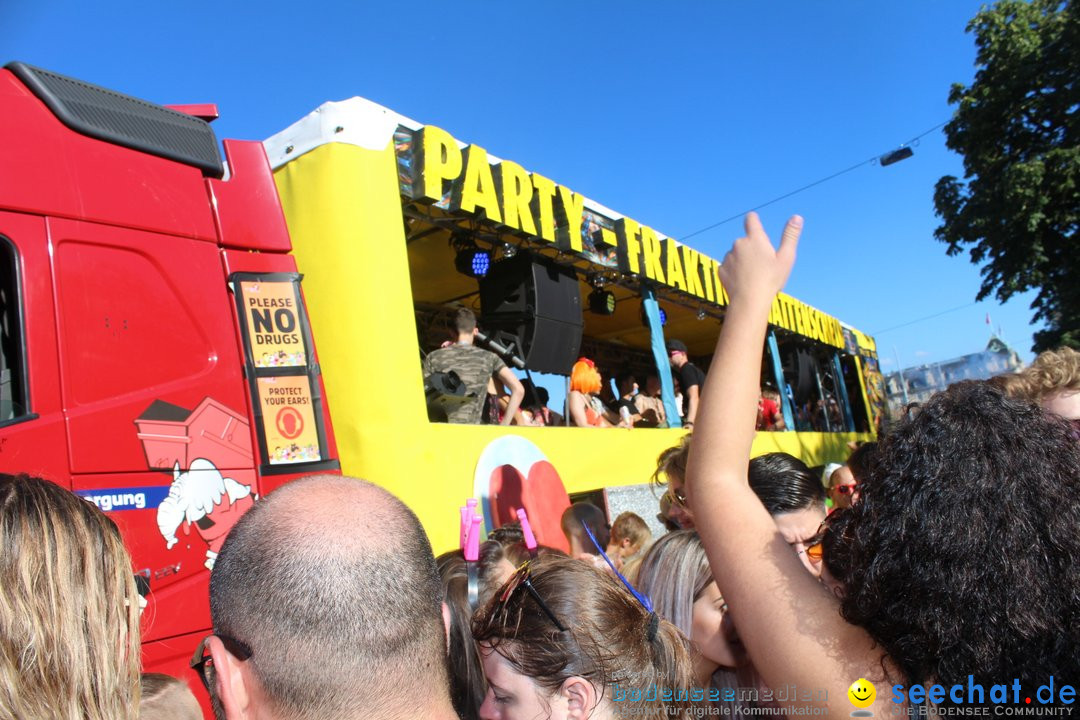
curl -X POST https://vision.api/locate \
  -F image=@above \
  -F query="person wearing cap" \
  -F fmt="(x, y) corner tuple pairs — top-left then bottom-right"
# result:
(667, 339), (706, 428)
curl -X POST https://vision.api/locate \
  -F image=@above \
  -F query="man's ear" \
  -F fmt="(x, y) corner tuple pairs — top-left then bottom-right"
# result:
(442, 601), (452, 654)
(208, 636), (254, 720)
(560, 676), (598, 719)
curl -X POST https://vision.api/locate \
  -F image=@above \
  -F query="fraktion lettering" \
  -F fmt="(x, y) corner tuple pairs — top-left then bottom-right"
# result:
(406, 124), (848, 347)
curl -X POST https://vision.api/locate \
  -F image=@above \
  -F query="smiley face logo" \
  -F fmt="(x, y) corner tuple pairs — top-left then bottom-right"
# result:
(847, 678), (876, 709)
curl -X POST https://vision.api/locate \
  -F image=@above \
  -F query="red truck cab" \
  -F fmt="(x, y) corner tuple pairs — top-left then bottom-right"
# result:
(0, 61), (339, 702)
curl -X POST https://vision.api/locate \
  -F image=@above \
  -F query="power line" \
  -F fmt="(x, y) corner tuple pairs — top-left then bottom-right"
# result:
(871, 301), (978, 335)
(678, 120), (949, 242)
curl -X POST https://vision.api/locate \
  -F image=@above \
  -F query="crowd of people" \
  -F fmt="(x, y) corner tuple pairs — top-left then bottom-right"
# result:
(4, 213), (1080, 720)
(423, 306), (722, 430)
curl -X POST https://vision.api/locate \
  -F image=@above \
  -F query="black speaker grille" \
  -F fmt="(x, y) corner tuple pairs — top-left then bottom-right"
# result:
(479, 253), (583, 374)
(6, 61), (224, 178)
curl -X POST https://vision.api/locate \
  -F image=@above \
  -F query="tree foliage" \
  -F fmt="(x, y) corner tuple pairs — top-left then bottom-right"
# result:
(934, 0), (1079, 351)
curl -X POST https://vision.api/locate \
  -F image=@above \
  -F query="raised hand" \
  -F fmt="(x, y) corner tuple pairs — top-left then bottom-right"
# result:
(716, 212), (802, 304)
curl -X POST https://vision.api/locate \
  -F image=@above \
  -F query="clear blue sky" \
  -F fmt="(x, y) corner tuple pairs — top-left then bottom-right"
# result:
(6, 0), (1041, 373)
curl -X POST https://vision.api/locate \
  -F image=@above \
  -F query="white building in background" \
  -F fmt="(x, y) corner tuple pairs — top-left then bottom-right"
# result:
(885, 336), (1024, 411)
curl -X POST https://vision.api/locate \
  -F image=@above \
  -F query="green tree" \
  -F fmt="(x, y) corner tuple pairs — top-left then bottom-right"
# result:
(934, 0), (1079, 351)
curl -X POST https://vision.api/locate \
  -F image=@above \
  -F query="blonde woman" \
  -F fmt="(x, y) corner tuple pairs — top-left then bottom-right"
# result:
(634, 530), (745, 715)
(0, 473), (141, 720)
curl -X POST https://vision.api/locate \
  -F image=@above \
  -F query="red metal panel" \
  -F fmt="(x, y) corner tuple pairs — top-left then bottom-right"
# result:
(165, 103), (220, 122)
(50, 218), (251, 474)
(0, 69), (216, 242)
(0, 211), (68, 482)
(207, 140), (293, 252)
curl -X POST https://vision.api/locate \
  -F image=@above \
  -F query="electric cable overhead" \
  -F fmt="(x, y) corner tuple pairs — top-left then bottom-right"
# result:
(871, 301), (978, 335)
(678, 120), (949, 242)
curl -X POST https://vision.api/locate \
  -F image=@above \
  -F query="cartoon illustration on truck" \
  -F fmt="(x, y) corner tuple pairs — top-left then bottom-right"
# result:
(135, 397), (257, 568)
(156, 458), (253, 569)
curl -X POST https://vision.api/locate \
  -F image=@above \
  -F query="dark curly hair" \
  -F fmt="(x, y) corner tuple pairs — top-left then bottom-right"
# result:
(835, 381), (1080, 689)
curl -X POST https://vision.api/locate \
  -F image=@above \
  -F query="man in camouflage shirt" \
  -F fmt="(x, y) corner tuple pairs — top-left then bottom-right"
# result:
(423, 308), (525, 424)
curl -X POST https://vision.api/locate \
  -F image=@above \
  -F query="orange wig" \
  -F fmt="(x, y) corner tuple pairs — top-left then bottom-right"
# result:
(570, 357), (602, 394)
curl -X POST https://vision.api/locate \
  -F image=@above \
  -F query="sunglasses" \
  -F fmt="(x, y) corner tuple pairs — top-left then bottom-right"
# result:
(797, 523), (827, 565)
(492, 560), (568, 632)
(664, 485), (688, 508)
(834, 484), (859, 496)
(190, 634), (253, 693)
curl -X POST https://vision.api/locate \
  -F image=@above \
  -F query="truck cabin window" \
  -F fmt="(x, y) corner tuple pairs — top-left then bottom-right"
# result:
(0, 238), (27, 422)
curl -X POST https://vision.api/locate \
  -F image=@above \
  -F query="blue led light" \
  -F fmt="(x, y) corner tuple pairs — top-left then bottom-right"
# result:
(471, 251), (490, 277)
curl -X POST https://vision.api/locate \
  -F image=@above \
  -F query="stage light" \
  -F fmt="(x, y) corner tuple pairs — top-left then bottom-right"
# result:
(454, 246), (491, 278)
(589, 288), (616, 315)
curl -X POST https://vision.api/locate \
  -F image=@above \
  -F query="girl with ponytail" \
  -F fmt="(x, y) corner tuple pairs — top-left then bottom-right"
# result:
(473, 555), (697, 719)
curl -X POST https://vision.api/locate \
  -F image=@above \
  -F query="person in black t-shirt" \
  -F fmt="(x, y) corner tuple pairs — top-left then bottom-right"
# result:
(613, 369), (642, 427)
(666, 339), (705, 429)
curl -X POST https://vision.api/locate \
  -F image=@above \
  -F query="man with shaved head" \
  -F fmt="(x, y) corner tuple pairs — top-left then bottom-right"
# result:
(197, 475), (458, 720)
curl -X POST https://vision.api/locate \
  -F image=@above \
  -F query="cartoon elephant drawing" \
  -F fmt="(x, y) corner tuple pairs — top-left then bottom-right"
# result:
(156, 458), (254, 570)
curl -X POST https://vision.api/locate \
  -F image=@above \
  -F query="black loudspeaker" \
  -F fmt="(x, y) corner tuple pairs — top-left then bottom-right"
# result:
(479, 253), (583, 374)
(780, 347), (819, 405)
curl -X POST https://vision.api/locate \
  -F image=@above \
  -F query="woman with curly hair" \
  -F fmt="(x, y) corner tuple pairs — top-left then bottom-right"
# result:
(473, 555), (697, 719)
(686, 213), (1080, 713)
(0, 473), (142, 720)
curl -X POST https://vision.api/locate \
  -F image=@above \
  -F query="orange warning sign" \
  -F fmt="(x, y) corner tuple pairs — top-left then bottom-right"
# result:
(240, 281), (307, 368)
(256, 376), (320, 464)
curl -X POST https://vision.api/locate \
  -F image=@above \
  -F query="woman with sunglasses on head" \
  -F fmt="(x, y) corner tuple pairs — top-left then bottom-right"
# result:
(473, 555), (698, 719)
(686, 213), (1080, 713)
(0, 473), (141, 720)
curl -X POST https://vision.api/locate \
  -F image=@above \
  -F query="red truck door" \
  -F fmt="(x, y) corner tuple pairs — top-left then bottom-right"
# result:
(50, 215), (256, 651)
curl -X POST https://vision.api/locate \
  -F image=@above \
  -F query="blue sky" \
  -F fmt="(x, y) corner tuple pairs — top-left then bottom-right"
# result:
(6, 0), (1042, 374)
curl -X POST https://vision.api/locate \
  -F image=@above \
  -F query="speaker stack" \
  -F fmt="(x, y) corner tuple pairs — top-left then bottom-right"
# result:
(479, 253), (584, 375)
